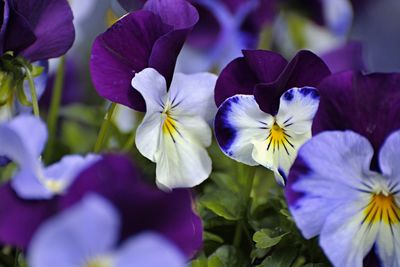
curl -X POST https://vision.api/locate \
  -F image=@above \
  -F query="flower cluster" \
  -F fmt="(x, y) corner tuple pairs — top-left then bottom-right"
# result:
(0, 0), (398, 267)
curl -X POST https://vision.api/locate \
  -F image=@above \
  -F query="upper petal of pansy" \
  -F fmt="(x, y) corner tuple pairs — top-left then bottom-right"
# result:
(168, 71), (217, 123)
(313, 72), (400, 160)
(0, 1), (10, 54)
(28, 194), (120, 267)
(0, 115), (46, 170)
(378, 130), (400, 191)
(115, 232), (186, 267)
(60, 154), (203, 258)
(9, 0), (75, 61)
(215, 94), (273, 166)
(321, 41), (365, 73)
(90, 11), (170, 111)
(214, 50), (287, 107)
(90, 0), (198, 112)
(254, 50), (330, 115)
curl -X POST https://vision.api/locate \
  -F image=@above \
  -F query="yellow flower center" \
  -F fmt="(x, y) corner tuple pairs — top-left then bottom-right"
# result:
(85, 257), (113, 267)
(363, 193), (400, 225)
(266, 122), (293, 154)
(162, 108), (178, 138)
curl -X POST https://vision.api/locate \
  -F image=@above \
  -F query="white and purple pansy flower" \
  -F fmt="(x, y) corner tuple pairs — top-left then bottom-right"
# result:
(0, 114), (99, 199)
(28, 194), (187, 267)
(132, 68), (217, 190)
(214, 49), (330, 185)
(286, 72), (400, 267)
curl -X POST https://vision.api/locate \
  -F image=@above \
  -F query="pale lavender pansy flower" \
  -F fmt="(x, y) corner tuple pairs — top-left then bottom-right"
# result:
(286, 130), (400, 267)
(0, 115), (100, 199)
(132, 68), (217, 190)
(28, 194), (187, 267)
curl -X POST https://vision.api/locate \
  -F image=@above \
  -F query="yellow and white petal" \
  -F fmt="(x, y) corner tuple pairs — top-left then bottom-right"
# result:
(276, 87), (320, 135)
(154, 116), (212, 190)
(131, 68), (168, 113)
(214, 95), (274, 166)
(376, 223), (400, 267)
(168, 72), (217, 123)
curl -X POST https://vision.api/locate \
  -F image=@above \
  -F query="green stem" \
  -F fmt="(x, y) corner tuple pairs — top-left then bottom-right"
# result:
(122, 129), (136, 152)
(233, 221), (243, 247)
(24, 67), (40, 117)
(44, 57), (65, 161)
(94, 102), (117, 153)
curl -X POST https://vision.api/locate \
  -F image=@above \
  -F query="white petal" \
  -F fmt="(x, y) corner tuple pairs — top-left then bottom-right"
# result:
(154, 116), (212, 190)
(376, 223), (400, 267)
(131, 68), (167, 113)
(168, 72), (217, 123)
(276, 87), (320, 134)
(320, 202), (379, 267)
(135, 112), (163, 162)
(214, 95), (273, 166)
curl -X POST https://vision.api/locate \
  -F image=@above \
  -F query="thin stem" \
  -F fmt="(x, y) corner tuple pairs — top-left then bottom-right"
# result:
(24, 67), (40, 117)
(233, 221), (243, 247)
(122, 129), (136, 152)
(44, 57), (65, 161)
(94, 102), (117, 153)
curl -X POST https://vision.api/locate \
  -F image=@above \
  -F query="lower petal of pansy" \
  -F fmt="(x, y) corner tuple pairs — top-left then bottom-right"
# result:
(135, 113), (163, 162)
(155, 116), (212, 190)
(376, 223), (400, 267)
(214, 94), (273, 166)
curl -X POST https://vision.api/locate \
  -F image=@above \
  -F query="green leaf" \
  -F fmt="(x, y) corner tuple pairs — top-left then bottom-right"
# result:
(253, 229), (289, 249)
(191, 256), (209, 267)
(208, 245), (247, 267)
(258, 247), (297, 267)
(200, 189), (245, 221)
(204, 231), (224, 244)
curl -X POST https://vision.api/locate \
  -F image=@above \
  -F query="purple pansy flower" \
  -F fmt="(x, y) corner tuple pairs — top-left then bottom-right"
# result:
(90, 0), (199, 111)
(28, 194), (186, 267)
(286, 72), (400, 267)
(1, 0), (75, 61)
(0, 154), (202, 257)
(214, 50), (330, 184)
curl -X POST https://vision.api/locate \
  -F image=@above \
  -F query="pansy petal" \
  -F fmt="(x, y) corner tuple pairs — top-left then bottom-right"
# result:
(168, 72), (217, 123)
(90, 11), (170, 111)
(28, 194), (120, 267)
(254, 50), (330, 115)
(15, 0), (75, 61)
(115, 232), (186, 267)
(135, 113), (162, 161)
(7, 114), (47, 158)
(276, 87), (320, 134)
(61, 155), (203, 258)
(378, 130), (400, 181)
(11, 169), (53, 200)
(286, 131), (375, 238)
(131, 67), (167, 113)
(313, 72), (400, 160)
(155, 119), (212, 189)
(375, 224), (400, 267)
(215, 95), (273, 166)
(321, 41), (365, 73)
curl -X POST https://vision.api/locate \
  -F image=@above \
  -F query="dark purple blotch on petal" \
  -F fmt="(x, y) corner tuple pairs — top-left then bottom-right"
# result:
(90, 0), (198, 112)
(313, 71), (400, 156)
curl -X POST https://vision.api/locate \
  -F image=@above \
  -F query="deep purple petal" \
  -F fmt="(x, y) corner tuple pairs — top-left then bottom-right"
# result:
(313, 71), (400, 159)
(117, 0), (145, 11)
(60, 154), (203, 258)
(3, 0), (36, 54)
(144, 0), (199, 84)
(321, 41), (365, 73)
(0, 184), (57, 248)
(11, 0), (75, 61)
(0, 1), (10, 53)
(90, 11), (170, 111)
(214, 57), (258, 107)
(254, 50), (330, 114)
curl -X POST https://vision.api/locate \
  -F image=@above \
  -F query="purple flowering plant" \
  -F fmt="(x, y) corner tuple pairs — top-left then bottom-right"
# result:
(0, 0), (398, 266)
